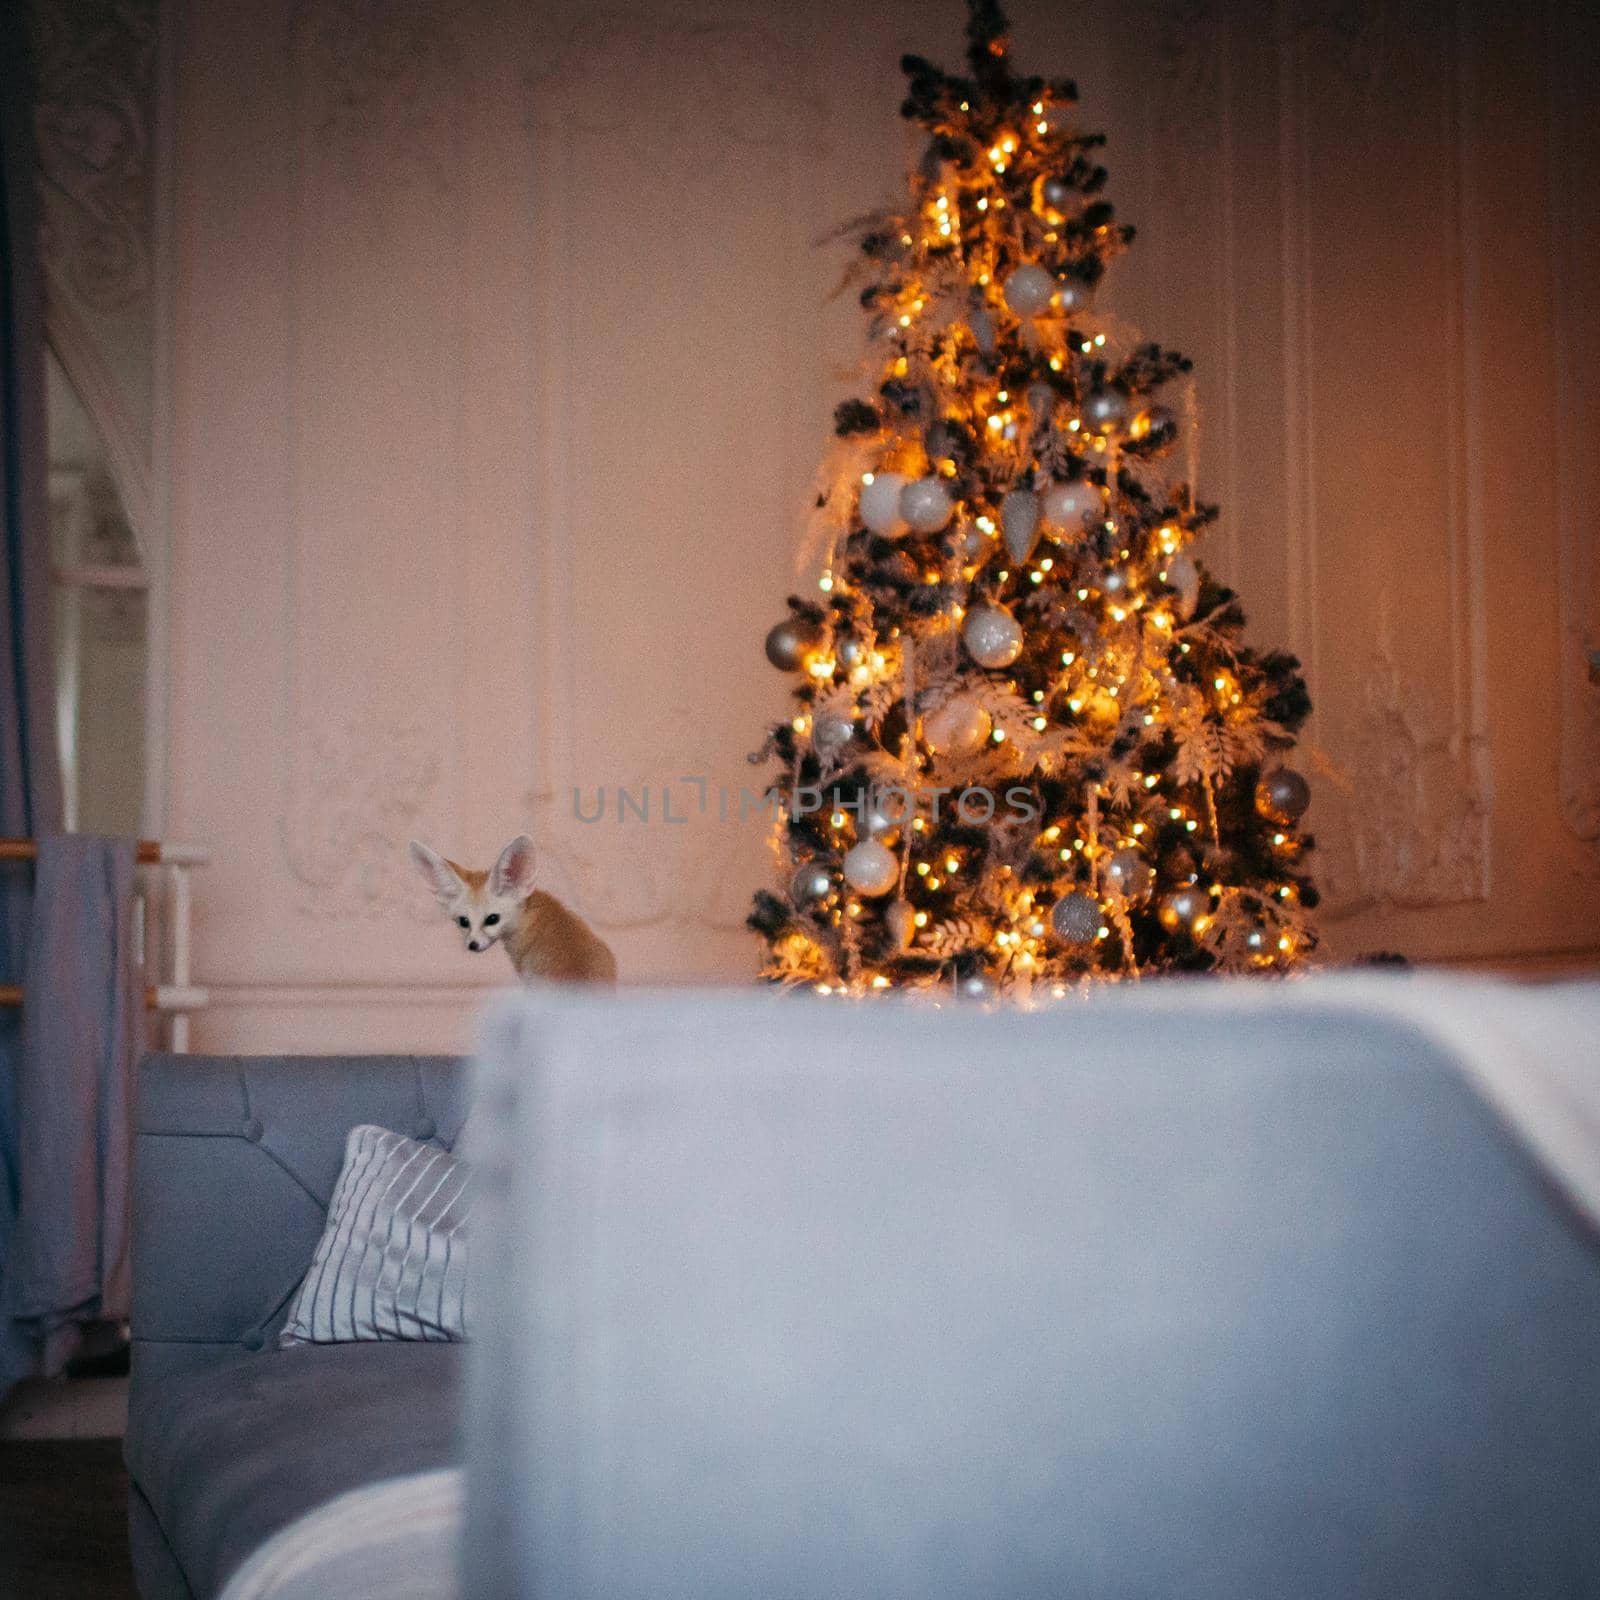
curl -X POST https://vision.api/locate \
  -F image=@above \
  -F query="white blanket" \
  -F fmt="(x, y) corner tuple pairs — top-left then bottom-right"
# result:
(218, 1469), (462, 1600)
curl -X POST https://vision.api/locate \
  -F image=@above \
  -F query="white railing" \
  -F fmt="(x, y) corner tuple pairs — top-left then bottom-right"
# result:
(0, 838), (210, 1052)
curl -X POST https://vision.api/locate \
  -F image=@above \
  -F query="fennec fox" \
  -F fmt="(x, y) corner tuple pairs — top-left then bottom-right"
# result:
(409, 834), (617, 985)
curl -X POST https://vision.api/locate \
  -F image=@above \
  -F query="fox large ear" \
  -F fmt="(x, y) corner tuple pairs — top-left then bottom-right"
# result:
(409, 840), (463, 907)
(491, 834), (538, 897)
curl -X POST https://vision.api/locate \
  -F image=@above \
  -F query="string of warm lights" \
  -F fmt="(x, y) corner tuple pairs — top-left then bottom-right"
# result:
(749, 0), (1318, 1001)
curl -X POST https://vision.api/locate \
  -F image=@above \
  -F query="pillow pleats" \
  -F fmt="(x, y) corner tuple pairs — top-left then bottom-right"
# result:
(280, 1125), (471, 1346)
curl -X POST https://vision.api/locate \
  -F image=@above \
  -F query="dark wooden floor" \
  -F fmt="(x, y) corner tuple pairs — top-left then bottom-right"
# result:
(0, 1440), (137, 1599)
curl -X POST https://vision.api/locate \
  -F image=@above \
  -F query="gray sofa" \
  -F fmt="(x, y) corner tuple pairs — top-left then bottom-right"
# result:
(125, 982), (1600, 1598)
(125, 1053), (468, 1600)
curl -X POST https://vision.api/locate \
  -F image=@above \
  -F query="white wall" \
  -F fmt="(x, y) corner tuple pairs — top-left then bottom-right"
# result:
(148, 0), (1597, 1052)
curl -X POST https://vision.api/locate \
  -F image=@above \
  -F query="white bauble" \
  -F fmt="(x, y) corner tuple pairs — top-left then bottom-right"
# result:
(859, 472), (909, 536)
(1055, 279), (1094, 317)
(862, 787), (911, 843)
(899, 477), (954, 533)
(843, 839), (899, 897)
(1163, 551), (1200, 619)
(1001, 489), (1041, 563)
(1081, 388), (1130, 434)
(962, 603), (1024, 669)
(1003, 263), (1058, 317)
(1041, 479), (1099, 529)
(1105, 848), (1154, 902)
(884, 899), (916, 949)
(790, 860), (833, 905)
(1050, 891), (1101, 945)
(953, 520), (990, 563)
(812, 711), (855, 758)
(923, 694), (992, 756)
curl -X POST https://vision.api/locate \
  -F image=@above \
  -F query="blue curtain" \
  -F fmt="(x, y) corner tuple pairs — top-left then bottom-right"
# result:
(0, 2), (64, 1386)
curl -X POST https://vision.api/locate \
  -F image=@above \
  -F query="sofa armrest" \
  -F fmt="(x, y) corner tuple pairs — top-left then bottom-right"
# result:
(129, 1052), (467, 1394)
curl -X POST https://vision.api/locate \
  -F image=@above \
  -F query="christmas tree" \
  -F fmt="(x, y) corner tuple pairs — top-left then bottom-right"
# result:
(749, 0), (1318, 999)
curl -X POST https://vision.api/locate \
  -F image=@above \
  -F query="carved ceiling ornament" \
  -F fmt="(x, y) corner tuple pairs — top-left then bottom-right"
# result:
(28, 0), (156, 315)
(290, 0), (462, 193)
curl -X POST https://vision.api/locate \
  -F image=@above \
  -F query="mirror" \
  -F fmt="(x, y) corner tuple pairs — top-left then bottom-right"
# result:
(46, 348), (147, 836)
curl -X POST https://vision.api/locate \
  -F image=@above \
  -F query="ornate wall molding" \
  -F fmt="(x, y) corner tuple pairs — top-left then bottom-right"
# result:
(519, 13), (831, 936)
(289, 0), (461, 193)
(520, 13), (829, 178)
(278, 0), (470, 914)
(30, 0), (156, 315)
(1319, 647), (1492, 913)
(281, 718), (445, 918)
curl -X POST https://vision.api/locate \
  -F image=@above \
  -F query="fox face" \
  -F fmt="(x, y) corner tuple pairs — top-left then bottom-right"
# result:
(409, 835), (539, 954)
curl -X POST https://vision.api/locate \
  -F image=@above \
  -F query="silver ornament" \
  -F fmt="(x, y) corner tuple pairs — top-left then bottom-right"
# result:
(962, 604), (1024, 669)
(1130, 404), (1176, 445)
(1041, 479), (1099, 530)
(812, 710), (855, 758)
(958, 972), (997, 1001)
(1055, 279), (1094, 318)
(765, 618), (820, 671)
(843, 839), (899, 897)
(1100, 567), (1132, 601)
(863, 786), (911, 842)
(954, 520), (990, 563)
(968, 307), (997, 355)
(1163, 551), (1200, 619)
(1050, 891), (1101, 945)
(790, 860), (833, 905)
(859, 472), (909, 536)
(1081, 388), (1129, 434)
(884, 899), (916, 949)
(1255, 767), (1311, 825)
(835, 634), (865, 669)
(923, 694), (992, 756)
(1158, 887), (1208, 931)
(1004, 263), (1058, 317)
(1001, 489), (1041, 563)
(1040, 176), (1074, 211)
(900, 477), (954, 533)
(1105, 848), (1155, 902)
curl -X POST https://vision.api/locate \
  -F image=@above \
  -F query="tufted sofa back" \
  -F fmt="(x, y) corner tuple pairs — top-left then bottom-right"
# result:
(129, 1053), (468, 1396)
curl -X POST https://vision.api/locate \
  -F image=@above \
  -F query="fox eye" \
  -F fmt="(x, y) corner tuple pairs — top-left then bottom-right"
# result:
(483, 913), (500, 927)
(457, 916), (470, 929)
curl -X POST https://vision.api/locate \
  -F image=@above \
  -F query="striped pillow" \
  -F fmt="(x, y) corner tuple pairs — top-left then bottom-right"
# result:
(280, 1125), (471, 1346)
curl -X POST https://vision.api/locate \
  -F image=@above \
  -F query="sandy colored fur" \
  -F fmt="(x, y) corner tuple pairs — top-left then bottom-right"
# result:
(506, 889), (618, 984)
(446, 861), (487, 891)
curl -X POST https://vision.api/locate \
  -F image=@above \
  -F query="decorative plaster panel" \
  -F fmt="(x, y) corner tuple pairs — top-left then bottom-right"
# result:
(289, 0), (460, 193)
(520, 10), (832, 940)
(30, 0), (156, 313)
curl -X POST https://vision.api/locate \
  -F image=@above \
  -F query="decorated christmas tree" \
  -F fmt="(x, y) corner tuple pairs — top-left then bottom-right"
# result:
(749, 0), (1318, 999)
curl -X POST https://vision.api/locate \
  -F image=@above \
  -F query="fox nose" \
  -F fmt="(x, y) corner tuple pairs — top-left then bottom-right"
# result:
(467, 940), (484, 952)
